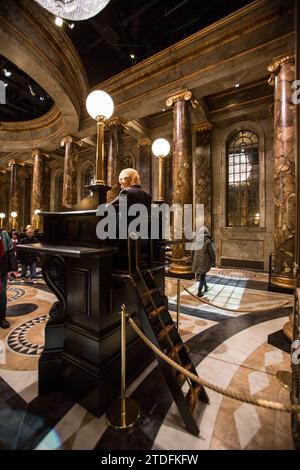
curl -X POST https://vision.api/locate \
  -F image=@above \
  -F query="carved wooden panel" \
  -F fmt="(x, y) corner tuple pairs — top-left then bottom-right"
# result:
(71, 268), (91, 316)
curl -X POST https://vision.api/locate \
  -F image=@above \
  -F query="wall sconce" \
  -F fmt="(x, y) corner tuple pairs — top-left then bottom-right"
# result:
(34, 209), (41, 231)
(0, 213), (5, 229)
(151, 138), (170, 202)
(86, 90), (114, 186)
(11, 211), (17, 229)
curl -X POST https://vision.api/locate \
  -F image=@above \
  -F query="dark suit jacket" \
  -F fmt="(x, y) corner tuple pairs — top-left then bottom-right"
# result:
(111, 185), (151, 212)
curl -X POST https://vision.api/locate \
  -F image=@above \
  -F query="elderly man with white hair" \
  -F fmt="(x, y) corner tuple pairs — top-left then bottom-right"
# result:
(110, 168), (151, 211)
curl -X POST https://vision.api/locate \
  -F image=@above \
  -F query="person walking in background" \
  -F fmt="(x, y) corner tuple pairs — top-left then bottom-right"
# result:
(0, 229), (17, 328)
(192, 226), (215, 297)
(8, 230), (19, 281)
(18, 227), (39, 283)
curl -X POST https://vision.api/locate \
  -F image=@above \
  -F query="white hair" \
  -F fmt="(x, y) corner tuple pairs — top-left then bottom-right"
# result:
(119, 168), (141, 185)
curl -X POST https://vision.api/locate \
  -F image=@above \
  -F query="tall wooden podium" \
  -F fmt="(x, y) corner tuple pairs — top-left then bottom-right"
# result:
(19, 185), (164, 416)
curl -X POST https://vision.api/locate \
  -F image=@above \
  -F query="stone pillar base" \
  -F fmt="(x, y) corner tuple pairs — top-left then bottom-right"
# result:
(270, 274), (295, 288)
(168, 261), (192, 275)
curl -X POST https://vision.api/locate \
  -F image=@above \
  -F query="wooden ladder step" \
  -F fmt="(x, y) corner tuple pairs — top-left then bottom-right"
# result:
(186, 384), (202, 412)
(157, 323), (176, 340)
(168, 343), (184, 359)
(176, 362), (194, 387)
(148, 304), (167, 320)
(140, 288), (159, 299)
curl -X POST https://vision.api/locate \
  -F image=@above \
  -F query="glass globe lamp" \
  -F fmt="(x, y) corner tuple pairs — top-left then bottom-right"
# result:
(151, 138), (170, 202)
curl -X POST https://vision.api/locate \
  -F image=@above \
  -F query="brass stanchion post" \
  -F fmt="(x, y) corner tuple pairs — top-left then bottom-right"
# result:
(106, 304), (141, 430)
(176, 278), (180, 332)
(127, 238), (132, 276)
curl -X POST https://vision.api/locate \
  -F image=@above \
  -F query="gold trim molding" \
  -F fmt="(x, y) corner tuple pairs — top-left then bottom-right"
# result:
(61, 135), (83, 147)
(31, 149), (49, 159)
(138, 137), (152, 146)
(97, 1), (293, 100)
(267, 52), (295, 74)
(193, 122), (213, 132)
(7, 159), (25, 167)
(107, 116), (128, 129)
(166, 90), (193, 107)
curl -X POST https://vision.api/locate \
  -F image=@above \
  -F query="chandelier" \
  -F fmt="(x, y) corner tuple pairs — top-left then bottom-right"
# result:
(34, 0), (110, 21)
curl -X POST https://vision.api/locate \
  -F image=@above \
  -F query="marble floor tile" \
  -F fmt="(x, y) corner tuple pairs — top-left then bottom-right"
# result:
(264, 350), (284, 367)
(234, 403), (261, 449)
(248, 370), (270, 395)
(0, 273), (296, 450)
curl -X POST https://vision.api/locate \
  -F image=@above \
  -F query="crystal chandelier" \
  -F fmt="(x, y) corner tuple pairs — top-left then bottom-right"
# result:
(34, 0), (110, 21)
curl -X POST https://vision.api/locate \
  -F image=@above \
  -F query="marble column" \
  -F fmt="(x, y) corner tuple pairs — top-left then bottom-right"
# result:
(194, 123), (212, 233)
(61, 136), (79, 208)
(268, 54), (296, 279)
(31, 148), (48, 230)
(166, 90), (193, 274)
(106, 117), (125, 202)
(8, 160), (22, 230)
(139, 138), (152, 194)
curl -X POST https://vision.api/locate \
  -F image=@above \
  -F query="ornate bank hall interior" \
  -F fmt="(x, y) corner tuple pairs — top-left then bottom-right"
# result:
(0, 0), (299, 451)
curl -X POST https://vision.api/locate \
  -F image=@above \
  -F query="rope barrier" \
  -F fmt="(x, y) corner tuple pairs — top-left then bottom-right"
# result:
(182, 285), (291, 313)
(128, 315), (300, 413)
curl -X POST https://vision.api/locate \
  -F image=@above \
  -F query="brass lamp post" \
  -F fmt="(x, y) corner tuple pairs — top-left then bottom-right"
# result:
(151, 138), (170, 202)
(0, 213), (5, 229)
(86, 90), (114, 186)
(34, 209), (41, 231)
(10, 211), (17, 230)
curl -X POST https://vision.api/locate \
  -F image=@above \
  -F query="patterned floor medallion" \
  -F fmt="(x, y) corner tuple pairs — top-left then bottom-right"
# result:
(7, 287), (26, 302)
(216, 269), (257, 279)
(6, 315), (48, 356)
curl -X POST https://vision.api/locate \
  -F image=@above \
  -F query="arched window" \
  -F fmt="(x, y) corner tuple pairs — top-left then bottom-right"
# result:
(227, 130), (259, 227)
(84, 165), (94, 197)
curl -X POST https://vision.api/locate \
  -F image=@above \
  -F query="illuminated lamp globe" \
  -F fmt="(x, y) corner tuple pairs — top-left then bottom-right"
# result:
(151, 138), (170, 158)
(34, 209), (41, 216)
(34, 0), (111, 21)
(0, 213), (5, 219)
(86, 90), (114, 120)
(11, 211), (17, 218)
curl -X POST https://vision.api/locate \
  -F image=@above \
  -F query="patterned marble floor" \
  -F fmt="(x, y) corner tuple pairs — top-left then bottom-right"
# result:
(0, 268), (295, 450)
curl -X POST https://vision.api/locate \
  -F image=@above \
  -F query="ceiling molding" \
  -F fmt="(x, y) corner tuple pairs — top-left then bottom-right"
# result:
(0, 0), (89, 151)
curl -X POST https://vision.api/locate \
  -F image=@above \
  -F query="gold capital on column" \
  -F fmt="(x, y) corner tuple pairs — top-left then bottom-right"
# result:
(31, 148), (49, 159)
(61, 135), (73, 146)
(267, 53), (295, 74)
(61, 135), (83, 147)
(138, 137), (152, 146)
(107, 116), (128, 129)
(166, 89), (193, 107)
(8, 159), (25, 168)
(267, 53), (295, 85)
